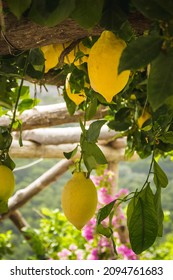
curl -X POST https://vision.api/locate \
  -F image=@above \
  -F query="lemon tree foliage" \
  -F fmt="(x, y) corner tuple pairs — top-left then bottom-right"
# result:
(0, 0), (173, 256)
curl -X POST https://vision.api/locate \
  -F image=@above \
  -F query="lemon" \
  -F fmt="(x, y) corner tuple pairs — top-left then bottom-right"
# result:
(61, 172), (98, 230)
(0, 165), (15, 201)
(63, 41), (89, 66)
(88, 31), (130, 102)
(65, 73), (87, 105)
(41, 41), (90, 73)
(138, 110), (151, 128)
(41, 44), (62, 73)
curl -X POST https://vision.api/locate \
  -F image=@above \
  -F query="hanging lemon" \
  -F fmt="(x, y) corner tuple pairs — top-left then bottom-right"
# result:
(41, 44), (62, 73)
(41, 41), (90, 73)
(65, 73), (87, 105)
(88, 31), (130, 102)
(0, 165), (15, 201)
(61, 172), (98, 230)
(62, 41), (90, 66)
(138, 110), (151, 128)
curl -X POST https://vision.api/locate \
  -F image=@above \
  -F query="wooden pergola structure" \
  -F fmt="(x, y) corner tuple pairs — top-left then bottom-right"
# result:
(0, 102), (137, 250)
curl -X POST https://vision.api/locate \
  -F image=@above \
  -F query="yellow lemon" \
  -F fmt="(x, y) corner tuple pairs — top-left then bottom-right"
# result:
(41, 44), (62, 73)
(63, 41), (90, 65)
(65, 73), (87, 105)
(41, 41), (90, 72)
(138, 110), (151, 128)
(0, 165), (15, 201)
(61, 172), (98, 230)
(88, 31), (130, 102)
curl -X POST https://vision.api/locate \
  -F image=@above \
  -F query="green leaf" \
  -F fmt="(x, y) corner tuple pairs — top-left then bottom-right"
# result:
(119, 36), (163, 73)
(127, 194), (138, 227)
(100, 0), (133, 40)
(18, 98), (39, 113)
(71, 0), (104, 29)
(154, 187), (164, 237)
(158, 131), (173, 144)
(96, 224), (113, 238)
(83, 142), (107, 163)
(132, 0), (173, 21)
(83, 154), (97, 173)
(29, 49), (45, 67)
(29, 0), (76, 27)
(147, 48), (173, 111)
(86, 120), (106, 143)
(2, 154), (16, 170)
(63, 89), (77, 116)
(85, 96), (98, 121)
(108, 120), (130, 131)
(153, 160), (168, 188)
(97, 200), (116, 224)
(26, 64), (44, 80)
(0, 127), (12, 150)
(0, 200), (8, 214)
(128, 184), (158, 254)
(63, 146), (78, 159)
(6, 0), (31, 19)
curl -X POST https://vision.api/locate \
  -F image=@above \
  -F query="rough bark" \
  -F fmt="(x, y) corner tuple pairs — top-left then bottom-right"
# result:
(0, 11), (150, 55)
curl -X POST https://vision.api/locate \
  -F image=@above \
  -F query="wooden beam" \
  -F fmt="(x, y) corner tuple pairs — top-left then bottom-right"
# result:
(0, 103), (108, 130)
(14, 125), (117, 145)
(9, 139), (130, 163)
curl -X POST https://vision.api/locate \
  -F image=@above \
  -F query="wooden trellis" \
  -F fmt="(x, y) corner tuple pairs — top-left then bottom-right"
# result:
(0, 102), (137, 248)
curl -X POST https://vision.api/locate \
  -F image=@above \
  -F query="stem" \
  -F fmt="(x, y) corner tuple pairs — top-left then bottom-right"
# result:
(78, 101), (88, 172)
(141, 150), (155, 191)
(9, 53), (29, 133)
(9, 79), (24, 132)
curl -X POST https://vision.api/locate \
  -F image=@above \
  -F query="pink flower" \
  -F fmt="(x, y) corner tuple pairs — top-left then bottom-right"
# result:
(57, 249), (71, 260)
(82, 218), (96, 241)
(87, 248), (99, 260)
(98, 187), (114, 204)
(98, 237), (110, 248)
(76, 249), (84, 260)
(117, 245), (137, 260)
(115, 188), (129, 199)
(69, 244), (77, 251)
(91, 175), (102, 186)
